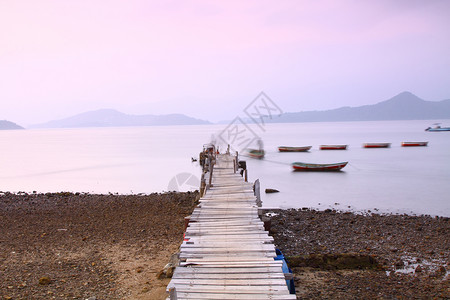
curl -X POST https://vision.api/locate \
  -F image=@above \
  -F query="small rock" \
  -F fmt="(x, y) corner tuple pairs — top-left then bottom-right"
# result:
(166, 266), (175, 278)
(265, 188), (279, 193)
(39, 276), (52, 285)
(415, 265), (423, 273)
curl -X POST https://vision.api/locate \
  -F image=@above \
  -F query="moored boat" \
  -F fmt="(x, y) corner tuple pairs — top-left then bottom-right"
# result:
(401, 142), (428, 147)
(292, 161), (348, 171)
(425, 126), (450, 132)
(274, 249), (296, 294)
(278, 146), (312, 152)
(247, 148), (265, 159)
(363, 143), (391, 148)
(320, 144), (347, 150)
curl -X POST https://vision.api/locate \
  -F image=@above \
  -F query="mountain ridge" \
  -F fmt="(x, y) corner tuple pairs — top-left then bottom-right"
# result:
(268, 92), (450, 123)
(29, 109), (211, 128)
(0, 120), (24, 130)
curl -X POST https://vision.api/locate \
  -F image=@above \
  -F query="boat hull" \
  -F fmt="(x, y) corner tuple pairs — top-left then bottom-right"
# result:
(401, 142), (428, 147)
(363, 143), (391, 148)
(320, 145), (347, 150)
(278, 146), (312, 152)
(247, 149), (265, 159)
(425, 127), (450, 132)
(292, 161), (348, 171)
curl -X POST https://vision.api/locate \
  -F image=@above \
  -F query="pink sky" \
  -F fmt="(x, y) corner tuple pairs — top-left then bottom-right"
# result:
(1, 0), (449, 125)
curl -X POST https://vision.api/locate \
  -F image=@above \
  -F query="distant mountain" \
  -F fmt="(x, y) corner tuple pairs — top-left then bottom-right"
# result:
(270, 92), (450, 123)
(29, 109), (211, 128)
(0, 120), (24, 130)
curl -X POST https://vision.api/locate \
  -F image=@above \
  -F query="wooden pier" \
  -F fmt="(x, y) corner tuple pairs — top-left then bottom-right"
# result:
(166, 153), (296, 299)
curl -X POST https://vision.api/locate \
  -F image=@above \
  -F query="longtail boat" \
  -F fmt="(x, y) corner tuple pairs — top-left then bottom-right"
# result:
(401, 142), (428, 147)
(363, 143), (391, 148)
(247, 149), (265, 159)
(320, 145), (347, 150)
(278, 146), (312, 152)
(292, 161), (348, 171)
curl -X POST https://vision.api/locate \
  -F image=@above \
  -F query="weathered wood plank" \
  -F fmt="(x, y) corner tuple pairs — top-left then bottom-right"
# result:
(171, 272), (285, 280)
(179, 261), (283, 267)
(168, 278), (288, 287)
(167, 285), (290, 293)
(172, 292), (297, 299)
(173, 267), (284, 274)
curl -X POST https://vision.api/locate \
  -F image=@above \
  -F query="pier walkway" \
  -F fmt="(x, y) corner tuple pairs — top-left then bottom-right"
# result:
(167, 154), (296, 299)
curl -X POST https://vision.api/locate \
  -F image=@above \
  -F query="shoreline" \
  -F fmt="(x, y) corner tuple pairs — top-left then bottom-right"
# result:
(1, 192), (449, 299)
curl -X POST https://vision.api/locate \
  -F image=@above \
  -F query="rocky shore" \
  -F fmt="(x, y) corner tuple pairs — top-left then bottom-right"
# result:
(0, 192), (197, 299)
(270, 209), (449, 299)
(1, 192), (449, 299)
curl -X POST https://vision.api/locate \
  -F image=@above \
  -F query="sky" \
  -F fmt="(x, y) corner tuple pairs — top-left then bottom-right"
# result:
(1, 0), (450, 126)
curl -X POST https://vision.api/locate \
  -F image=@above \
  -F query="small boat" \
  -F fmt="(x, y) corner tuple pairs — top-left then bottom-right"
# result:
(363, 143), (391, 148)
(292, 161), (348, 171)
(320, 145), (347, 150)
(247, 149), (265, 159)
(274, 249), (296, 294)
(278, 146), (312, 152)
(425, 126), (450, 132)
(401, 142), (428, 147)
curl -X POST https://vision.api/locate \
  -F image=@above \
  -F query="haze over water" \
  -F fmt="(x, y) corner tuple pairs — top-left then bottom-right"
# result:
(1, 120), (449, 217)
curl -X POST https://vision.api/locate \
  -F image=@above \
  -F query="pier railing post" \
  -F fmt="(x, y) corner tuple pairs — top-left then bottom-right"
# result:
(254, 179), (261, 207)
(169, 287), (177, 299)
(200, 173), (206, 197)
(244, 169), (248, 182)
(208, 154), (214, 187)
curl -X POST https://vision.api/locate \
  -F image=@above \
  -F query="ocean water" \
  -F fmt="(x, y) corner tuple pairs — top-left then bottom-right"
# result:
(0, 120), (449, 217)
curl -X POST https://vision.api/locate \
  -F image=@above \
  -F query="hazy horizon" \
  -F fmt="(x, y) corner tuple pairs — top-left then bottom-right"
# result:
(1, 1), (449, 126)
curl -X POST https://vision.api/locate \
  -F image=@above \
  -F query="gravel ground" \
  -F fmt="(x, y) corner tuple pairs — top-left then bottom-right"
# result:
(270, 208), (450, 299)
(0, 192), (197, 300)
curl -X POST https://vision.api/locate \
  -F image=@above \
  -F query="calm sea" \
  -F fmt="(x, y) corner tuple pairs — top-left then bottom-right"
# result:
(1, 120), (449, 217)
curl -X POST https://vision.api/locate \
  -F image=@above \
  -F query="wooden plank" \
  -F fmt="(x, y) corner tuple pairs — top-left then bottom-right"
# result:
(179, 261), (283, 267)
(184, 237), (274, 242)
(181, 242), (274, 248)
(167, 285), (290, 293)
(173, 292), (297, 299)
(173, 267), (284, 274)
(168, 278), (288, 287)
(180, 246), (275, 253)
(183, 257), (277, 262)
(171, 272), (285, 280)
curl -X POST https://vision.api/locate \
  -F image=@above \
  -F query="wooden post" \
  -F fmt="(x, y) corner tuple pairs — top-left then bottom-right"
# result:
(254, 179), (261, 207)
(200, 173), (206, 197)
(208, 154), (214, 187)
(244, 169), (248, 182)
(169, 287), (177, 299)
(233, 158), (236, 173)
